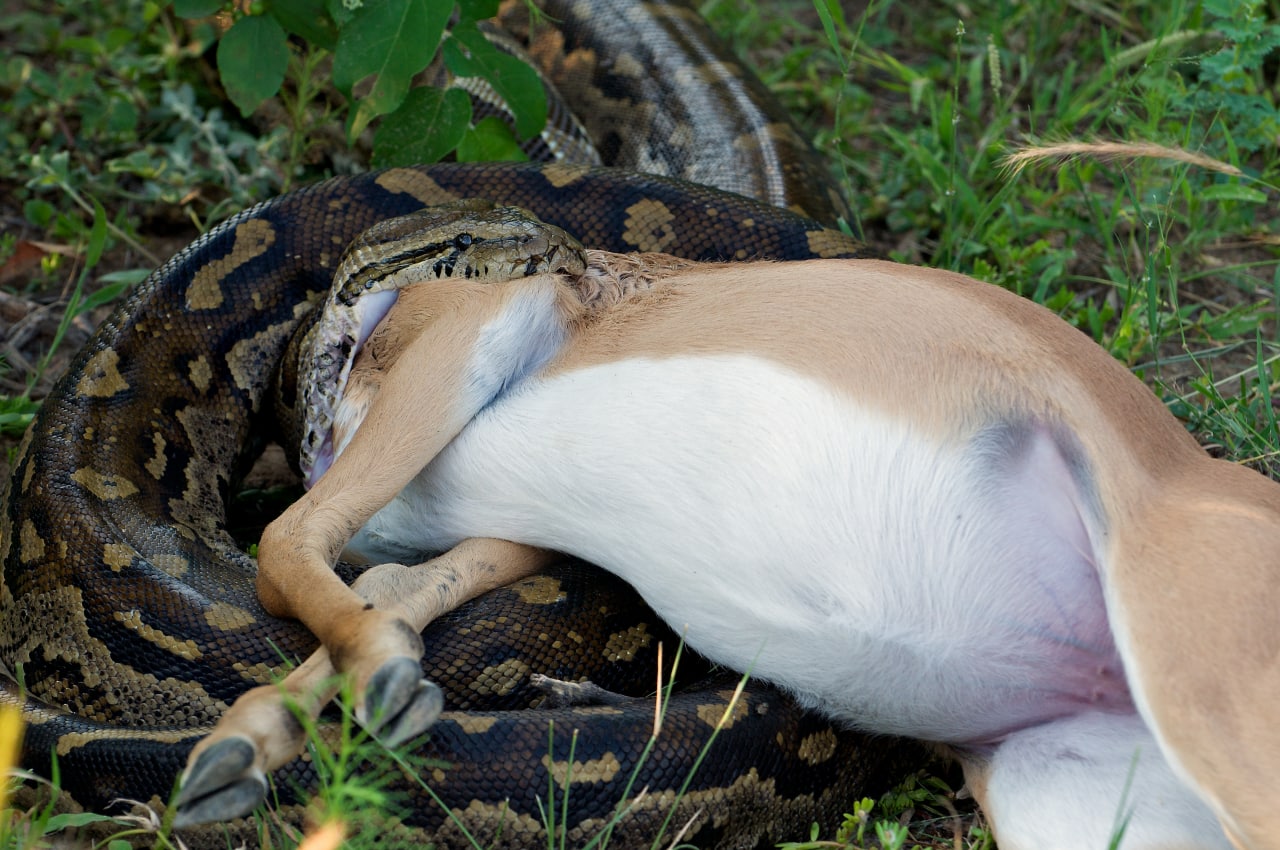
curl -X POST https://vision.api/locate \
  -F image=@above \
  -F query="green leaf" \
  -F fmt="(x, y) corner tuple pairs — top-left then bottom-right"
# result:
(105, 96), (139, 134)
(0, 411), (37, 438)
(23, 199), (54, 228)
(74, 280), (135, 317)
(217, 14), (290, 116)
(456, 115), (528, 162)
(1200, 0), (1236, 16)
(324, 0), (357, 27)
(812, 0), (848, 63)
(45, 812), (121, 830)
(1199, 183), (1268, 204)
(444, 21), (546, 140)
(332, 0), (453, 142)
(99, 268), (154, 287)
(86, 198), (108, 268)
(457, 0), (499, 22)
(269, 0), (340, 50)
(173, 0), (223, 18)
(372, 86), (471, 166)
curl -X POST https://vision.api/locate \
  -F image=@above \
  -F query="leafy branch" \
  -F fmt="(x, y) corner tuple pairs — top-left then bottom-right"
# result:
(171, 0), (548, 167)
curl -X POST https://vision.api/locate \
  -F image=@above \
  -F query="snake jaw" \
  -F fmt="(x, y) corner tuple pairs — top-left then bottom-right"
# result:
(296, 205), (587, 488)
(299, 287), (400, 487)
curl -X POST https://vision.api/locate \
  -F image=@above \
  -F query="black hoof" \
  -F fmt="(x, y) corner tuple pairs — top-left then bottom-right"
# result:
(360, 657), (444, 747)
(172, 736), (267, 828)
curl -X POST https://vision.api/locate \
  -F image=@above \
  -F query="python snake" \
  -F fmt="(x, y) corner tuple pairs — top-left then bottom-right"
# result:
(0, 3), (933, 848)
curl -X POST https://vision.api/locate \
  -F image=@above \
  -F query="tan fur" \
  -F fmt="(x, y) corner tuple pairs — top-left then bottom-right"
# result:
(234, 257), (1277, 849)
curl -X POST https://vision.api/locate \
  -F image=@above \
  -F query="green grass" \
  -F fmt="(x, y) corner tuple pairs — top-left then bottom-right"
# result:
(0, 0), (1277, 847)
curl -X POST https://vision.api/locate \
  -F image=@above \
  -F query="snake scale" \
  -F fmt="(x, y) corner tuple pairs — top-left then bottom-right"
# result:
(0, 2), (933, 848)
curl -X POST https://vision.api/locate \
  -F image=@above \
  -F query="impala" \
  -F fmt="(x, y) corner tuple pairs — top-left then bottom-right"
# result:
(177, 216), (1277, 849)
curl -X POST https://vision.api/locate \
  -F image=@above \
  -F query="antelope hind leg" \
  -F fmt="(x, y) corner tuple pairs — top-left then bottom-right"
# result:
(1105, 465), (1280, 850)
(968, 460), (1280, 850)
(174, 539), (553, 825)
(963, 712), (1231, 850)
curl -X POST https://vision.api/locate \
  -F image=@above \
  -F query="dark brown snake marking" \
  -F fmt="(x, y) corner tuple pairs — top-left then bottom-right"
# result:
(0, 3), (932, 848)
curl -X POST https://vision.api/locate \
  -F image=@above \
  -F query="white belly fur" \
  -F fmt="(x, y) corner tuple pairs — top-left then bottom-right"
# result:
(345, 353), (1130, 744)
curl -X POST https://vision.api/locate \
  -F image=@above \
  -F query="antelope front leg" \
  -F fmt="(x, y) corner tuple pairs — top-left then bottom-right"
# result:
(174, 539), (555, 826)
(256, 275), (573, 733)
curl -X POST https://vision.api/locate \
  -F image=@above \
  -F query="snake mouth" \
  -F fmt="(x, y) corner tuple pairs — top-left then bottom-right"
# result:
(300, 287), (401, 488)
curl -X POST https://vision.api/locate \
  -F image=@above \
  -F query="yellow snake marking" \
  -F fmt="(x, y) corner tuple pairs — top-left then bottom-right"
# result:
(6, 586), (224, 723)
(444, 801), (550, 843)
(145, 433), (166, 480)
(808, 227), (862, 259)
(453, 715), (498, 734)
(512, 574), (565, 605)
(621, 198), (678, 252)
(610, 52), (645, 77)
(56, 727), (205, 757)
(186, 219), (276, 310)
(797, 727), (839, 766)
(232, 659), (289, 683)
(441, 661), (471, 677)
(0, 511), (12, 572)
(444, 764), (829, 849)
(540, 162), (592, 187)
(696, 690), (749, 730)
(204, 602), (257, 631)
(374, 169), (458, 205)
(151, 554), (189, 578)
(227, 314), (303, 391)
(669, 120), (695, 151)
(552, 704), (624, 717)
(71, 467), (139, 501)
(14, 427), (34, 494)
(602, 623), (651, 662)
(77, 350), (128, 398)
(545, 628), (583, 650)
(168, 407), (232, 540)
(541, 750), (623, 787)
(103, 543), (134, 571)
(18, 519), (44, 563)
(470, 658), (530, 697)
(698, 770), (783, 830)
(114, 610), (204, 662)
(188, 355), (213, 393)
(673, 60), (744, 86)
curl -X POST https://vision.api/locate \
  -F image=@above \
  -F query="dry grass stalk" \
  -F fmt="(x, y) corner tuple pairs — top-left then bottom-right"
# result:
(1001, 140), (1243, 178)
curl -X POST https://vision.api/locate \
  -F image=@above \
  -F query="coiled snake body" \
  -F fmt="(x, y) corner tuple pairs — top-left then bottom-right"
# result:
(0, 3), (929, 848)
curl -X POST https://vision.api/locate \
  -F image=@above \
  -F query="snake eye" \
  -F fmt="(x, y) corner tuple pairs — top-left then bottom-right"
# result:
(454, 233), (473, 249)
